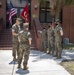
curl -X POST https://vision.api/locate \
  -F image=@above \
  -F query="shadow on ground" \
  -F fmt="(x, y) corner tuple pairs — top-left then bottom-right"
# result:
(9, 61), (18, 64)
(30, 50), (56, 62)
(16, 68), (29, 75)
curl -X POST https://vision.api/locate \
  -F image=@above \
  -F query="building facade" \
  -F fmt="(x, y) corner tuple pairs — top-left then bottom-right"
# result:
(0, 0), (74, 43)
(31, 0), (74, 43)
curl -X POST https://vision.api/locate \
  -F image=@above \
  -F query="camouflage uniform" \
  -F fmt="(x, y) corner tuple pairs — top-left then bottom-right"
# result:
(54, 25), (63, 58)
(18, 23), (31, 69)
(42, 28), (47, 52)
(47, 27), (54, 55)
(12, 23), (21, 60)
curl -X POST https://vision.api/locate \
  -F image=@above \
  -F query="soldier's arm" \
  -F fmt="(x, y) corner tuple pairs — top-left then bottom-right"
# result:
(18, 36), (20, 42)
(28, 32), (32, 45)
(12, 32), (18, 36)
(29, 38), (32, 45)
(60, 28), (63, 36)
(18, 31), (23, 43)
(12, 26), (18, 36)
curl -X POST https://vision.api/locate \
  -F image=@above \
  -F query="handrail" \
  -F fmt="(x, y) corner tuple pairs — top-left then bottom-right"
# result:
(33, 20), (39, 38)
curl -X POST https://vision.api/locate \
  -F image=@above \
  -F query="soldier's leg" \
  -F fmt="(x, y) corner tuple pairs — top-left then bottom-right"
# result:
(50, 44), (52, 54)
(43, 41), (47, 52)
(12, 43), (17, 61)
(48, 40), (54, 54)
(17, 48), (23, 68)
(46, 39), (48, 52)
(42, 42), (44, 51)
(16, 42), (19, 58)
(47, 41), (51, 54)
(51, 41), (54, 55)
(45, 40), (48, 53)
(23, 49), (30, 70)
(57, 42), (62, 58)
(55, 41), (58, 57)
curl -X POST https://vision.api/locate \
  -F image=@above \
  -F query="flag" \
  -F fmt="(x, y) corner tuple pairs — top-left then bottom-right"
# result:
(9, 1), (17, 25)
(52, 19), (55, 29)
(20, 4), (29, 23)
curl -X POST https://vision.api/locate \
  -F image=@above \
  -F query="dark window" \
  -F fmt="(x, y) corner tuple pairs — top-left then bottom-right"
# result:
(39, 1), (53, 23)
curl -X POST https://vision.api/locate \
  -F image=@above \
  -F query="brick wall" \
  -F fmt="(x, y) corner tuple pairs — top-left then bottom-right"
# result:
(0, 0), (6, 29)
(63, 5), (74, 43)
(34, 19), (43, 51)
(31, 0), (74, 46)
(31, 0), (43, 50)
(31, 0), (39, 19)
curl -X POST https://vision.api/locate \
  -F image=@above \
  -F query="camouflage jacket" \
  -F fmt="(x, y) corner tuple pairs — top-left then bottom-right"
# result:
(54, 25), (63, 40)
(42, 29), (47, 41)
(12, 23), (21, 42)
(47, 27), (54, 40)
(19, 30), (31, 46)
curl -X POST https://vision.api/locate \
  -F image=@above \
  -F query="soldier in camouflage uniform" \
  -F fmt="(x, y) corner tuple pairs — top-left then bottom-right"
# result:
(17, 23), (32, 70)
(47, 24), (55, 55)
(12, 18), (22, 61)
(42, 27), (47, 52)
(54, 19), (63, 58)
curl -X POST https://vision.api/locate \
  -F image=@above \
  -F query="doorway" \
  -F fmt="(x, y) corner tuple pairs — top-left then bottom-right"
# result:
(6, 0), (31, 29)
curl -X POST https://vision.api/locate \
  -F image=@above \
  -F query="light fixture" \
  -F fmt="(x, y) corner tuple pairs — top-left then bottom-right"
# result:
(0, 2), (2, 8)
(28, 3), (30, 6)
(34, 5), (38, 10)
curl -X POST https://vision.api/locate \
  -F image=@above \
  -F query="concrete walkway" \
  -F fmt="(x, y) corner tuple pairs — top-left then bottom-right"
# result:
(0, 50), (71, 75)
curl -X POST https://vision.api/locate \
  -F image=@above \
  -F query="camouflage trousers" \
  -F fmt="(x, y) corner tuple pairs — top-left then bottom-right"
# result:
(55, 40), (62, 57)
(48, 40), (54, 55)
(18, 44), (30, 66)
(42, 41), (47, 52)
(12, 42), (19, 58)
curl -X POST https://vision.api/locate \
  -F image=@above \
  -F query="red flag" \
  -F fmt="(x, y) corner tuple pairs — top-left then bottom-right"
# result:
(20, 4), (29, 23)
(52, 19), (54, 29)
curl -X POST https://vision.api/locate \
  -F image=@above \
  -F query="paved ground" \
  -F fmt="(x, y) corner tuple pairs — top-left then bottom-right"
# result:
(55, 50), (74, 63)
(0, 50), (72, 75)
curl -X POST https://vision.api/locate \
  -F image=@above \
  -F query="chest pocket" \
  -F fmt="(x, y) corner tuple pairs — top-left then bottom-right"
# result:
(20, 32), (29, 43)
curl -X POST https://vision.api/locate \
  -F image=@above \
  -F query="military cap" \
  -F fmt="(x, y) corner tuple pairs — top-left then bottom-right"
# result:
(16, 18), (22, 21)
(55, 19), (61, 22)
(16, 18), (22, 23)
(23, 23), (29, 28)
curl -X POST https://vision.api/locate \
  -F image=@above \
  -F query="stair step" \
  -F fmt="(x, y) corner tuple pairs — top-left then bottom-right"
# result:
(0, 21), (37, 50)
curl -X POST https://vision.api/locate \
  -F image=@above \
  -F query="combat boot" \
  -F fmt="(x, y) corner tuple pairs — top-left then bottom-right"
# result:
(23, 66), (28, 70)
(17, 64), (21, 68)
(57, 55), (61, 59)
(13, 57), (16, 61)
(47, 51), (51, 54)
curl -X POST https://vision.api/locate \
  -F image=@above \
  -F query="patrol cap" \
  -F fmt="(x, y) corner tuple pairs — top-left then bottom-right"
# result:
(55, 19), (61, 22)
(16, 18), (22, 21)
(23, 23), (29, 28)
(16, 18), (22, 23)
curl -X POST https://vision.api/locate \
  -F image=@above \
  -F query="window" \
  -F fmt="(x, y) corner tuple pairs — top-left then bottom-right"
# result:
(39, 1), (53, 23)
